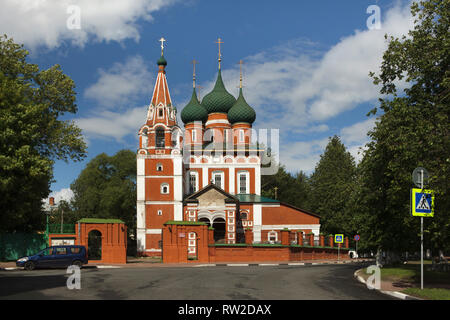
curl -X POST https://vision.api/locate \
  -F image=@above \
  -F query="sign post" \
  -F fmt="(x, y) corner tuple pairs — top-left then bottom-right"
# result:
(411, 167), (434, 290)
(335, 234), (344, 261)
(354, 235), (360, 257)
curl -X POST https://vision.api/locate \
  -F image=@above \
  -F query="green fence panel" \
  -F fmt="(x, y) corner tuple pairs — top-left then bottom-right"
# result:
(0, 233), (48, 261)
(48, 224), (75, 234)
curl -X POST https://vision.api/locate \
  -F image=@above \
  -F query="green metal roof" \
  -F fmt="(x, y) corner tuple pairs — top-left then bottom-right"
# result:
(77, 218), (125, 224)
(164, 220), (207, 226)
(227, 88), (256, 124)
(157, 54), (167, 66)
(201, 69), (236, 114)
(181, 88), (208, 124)
(235, 194), (279, 203)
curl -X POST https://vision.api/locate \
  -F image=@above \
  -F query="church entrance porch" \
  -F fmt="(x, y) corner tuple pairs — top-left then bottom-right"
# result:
(212, 218), (225, 243)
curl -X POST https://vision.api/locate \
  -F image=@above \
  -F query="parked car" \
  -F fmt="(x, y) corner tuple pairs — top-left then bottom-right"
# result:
(348, 250), (359, 259)
(16, 245), (88, 270)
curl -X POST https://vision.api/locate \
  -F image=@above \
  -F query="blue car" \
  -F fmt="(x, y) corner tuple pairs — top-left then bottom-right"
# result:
(16, 245), (88, 270)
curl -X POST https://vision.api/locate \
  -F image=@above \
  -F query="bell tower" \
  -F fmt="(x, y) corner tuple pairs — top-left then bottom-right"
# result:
(136, 38), (184, 257)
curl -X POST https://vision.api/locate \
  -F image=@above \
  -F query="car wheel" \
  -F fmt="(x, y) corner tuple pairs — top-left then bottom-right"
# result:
(24, 261), (35, 271)
(72, 260), (82, 268)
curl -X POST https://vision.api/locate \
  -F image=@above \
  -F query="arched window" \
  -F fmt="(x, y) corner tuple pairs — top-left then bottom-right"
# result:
(161, 183), (169, 194)
(155, 128), (165, 148)
(157, 107), (164, 118)
(156, 163), (163, 172)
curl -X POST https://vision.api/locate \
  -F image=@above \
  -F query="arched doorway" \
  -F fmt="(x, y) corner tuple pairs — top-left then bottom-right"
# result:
(198, 217), (210, 227)
(212, 218), (226, 243)
(88, 230), (102, 260)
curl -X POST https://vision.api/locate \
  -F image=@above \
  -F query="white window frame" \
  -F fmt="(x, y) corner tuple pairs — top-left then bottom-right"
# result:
(160, 183), (169, 194)
(212, 171), (224, 189)
(237, 171), (250, 194)
(189, 171), (199, 193)
(157, 210), (162, 216)
(156, 163), (163, 172)
(268, 230), (278, 243)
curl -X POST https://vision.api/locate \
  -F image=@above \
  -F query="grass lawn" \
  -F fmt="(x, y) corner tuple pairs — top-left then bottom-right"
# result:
(362, 261), (450, 300)
(402, 288), (450, 300)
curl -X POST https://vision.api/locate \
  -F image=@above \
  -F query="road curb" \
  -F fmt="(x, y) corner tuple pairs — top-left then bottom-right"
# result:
(353, 268), (423, 300)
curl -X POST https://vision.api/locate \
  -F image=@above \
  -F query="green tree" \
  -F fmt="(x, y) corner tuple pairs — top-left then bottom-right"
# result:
(261, 165), (311, 211)
(0, 35), (86, 232)
(308, 136), (357, 235)
(70, 150), (137, 236)
(360, 0), (450, 256)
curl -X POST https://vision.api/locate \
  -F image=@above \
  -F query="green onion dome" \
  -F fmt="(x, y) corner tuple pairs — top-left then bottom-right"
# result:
(201, 69), (236, 114)
(227, 88), (256, 124)
(181, 88), (208, 124)
(157, 55), (167, 66)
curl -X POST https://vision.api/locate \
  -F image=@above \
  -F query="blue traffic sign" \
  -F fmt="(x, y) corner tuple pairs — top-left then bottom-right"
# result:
(334, 234), (344, 244)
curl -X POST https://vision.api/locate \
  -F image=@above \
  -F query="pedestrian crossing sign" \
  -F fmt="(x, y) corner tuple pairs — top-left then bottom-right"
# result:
(334, 234), (344, 244)
(411, 188), (434, 217)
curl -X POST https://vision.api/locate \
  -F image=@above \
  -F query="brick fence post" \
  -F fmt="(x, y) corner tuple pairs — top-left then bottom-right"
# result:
(281, 229), (289, 245)
(345, 237), (349, 249)
(245, 228), (253, 245)
(297, 231), (303, 246)
(309, 233), (315, 247)
(208, 228), (215, 245)
(329, 235), (334, 248)
(319, 234), (324, 247)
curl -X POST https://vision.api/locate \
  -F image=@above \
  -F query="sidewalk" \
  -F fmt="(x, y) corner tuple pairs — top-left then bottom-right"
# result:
(1, 258), (373, 270)
(354, 268), (423, 300)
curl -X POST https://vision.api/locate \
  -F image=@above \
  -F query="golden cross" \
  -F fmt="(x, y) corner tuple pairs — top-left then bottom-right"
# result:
(191, 59), (198, 88)
(159, 37), (166, 55)
(215, 37), (223, 69)
(238, 60), (244, 88)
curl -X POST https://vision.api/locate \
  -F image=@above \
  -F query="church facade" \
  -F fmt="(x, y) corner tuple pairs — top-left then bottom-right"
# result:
(136, 41), (321, 257)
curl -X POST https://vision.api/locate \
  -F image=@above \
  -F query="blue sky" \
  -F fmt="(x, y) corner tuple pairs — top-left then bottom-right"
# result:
(1, 0), (414, 202)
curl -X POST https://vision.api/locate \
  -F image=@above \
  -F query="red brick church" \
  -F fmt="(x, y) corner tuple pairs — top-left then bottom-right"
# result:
(136, 39), (321, 257)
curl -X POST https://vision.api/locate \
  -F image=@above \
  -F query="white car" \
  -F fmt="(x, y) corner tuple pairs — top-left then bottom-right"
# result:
(348, 250), (358, 259)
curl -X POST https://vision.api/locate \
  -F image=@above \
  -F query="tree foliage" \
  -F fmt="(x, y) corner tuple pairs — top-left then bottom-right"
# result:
(70, 150), (137, 236)
(0, 35), (86, 232)
(308, 136), (357, 235)
(359, 0), (450, 254)
(262, 166), (311, 211)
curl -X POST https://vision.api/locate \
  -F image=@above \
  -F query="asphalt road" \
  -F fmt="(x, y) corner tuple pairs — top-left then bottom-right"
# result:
(0, 263), (394, 300)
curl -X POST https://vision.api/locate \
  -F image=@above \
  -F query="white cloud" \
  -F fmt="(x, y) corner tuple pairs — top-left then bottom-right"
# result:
(76, 106), (147, 142)
(340, 118), (376, 146)
(84, 55), (153, 108)
(204, 3), (413, 132)
(0, 0), (176, 49)
(43, 188), (74, 209)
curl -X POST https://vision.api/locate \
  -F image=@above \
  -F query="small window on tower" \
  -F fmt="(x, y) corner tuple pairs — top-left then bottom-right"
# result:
(156, 163), (163, 172)
(161, 183), (169, 194)
(158, 108), (164, 118)
(155, 128), (165, 148)
(157, 210), (162, 216)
